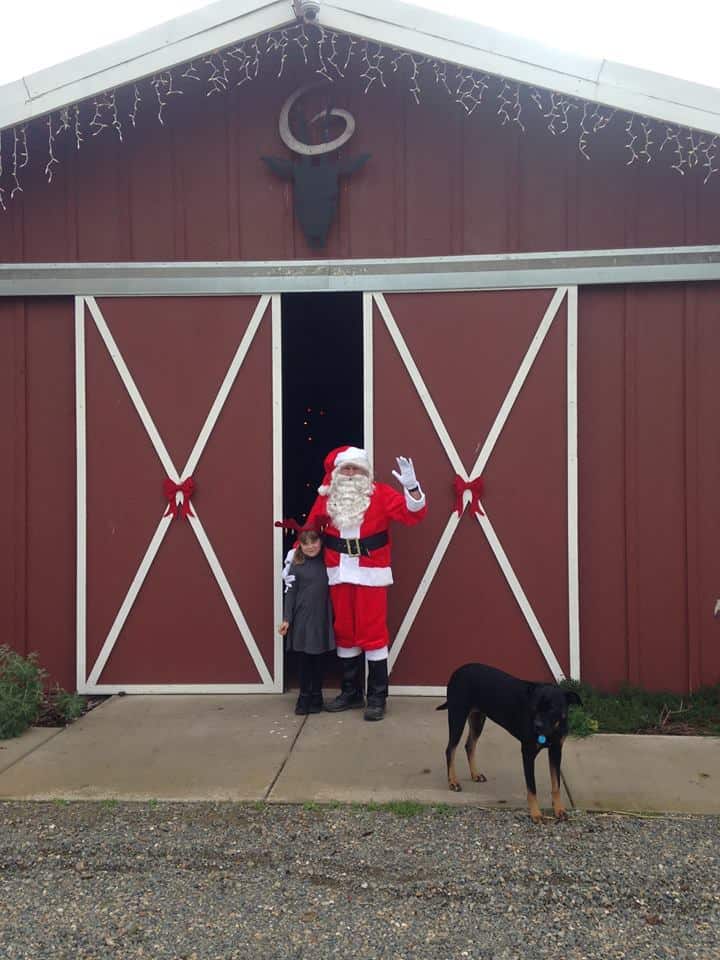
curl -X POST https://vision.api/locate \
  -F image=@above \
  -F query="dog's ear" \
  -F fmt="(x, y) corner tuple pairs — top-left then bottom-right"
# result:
(564, 690), (583, 708)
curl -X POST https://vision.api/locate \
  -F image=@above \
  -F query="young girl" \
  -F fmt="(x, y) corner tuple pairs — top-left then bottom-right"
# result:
(278, 529), (335, 715)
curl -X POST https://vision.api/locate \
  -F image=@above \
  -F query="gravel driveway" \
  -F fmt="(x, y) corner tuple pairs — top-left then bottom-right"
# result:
(0, 801), (717, 959)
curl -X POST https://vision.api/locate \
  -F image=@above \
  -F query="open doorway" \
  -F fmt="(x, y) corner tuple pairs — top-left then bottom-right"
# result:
(281, 291), (364, 689)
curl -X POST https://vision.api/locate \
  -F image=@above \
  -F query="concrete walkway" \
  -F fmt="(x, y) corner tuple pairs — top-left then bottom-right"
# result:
(1, 694), (718, 814)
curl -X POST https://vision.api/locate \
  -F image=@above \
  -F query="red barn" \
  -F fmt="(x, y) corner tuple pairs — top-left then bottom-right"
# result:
(1, 0), (719, 696)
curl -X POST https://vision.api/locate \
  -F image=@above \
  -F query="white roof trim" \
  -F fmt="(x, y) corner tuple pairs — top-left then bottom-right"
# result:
(1, 0), (719, 136)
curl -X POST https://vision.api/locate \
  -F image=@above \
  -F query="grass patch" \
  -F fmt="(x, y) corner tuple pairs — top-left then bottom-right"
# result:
(384, 800), (425, 818)
(350, 800), (426, 817)
(561, 679), (720, 736)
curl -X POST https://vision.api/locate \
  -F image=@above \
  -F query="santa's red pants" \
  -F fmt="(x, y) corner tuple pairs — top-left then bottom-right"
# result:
(330, 583), (388, 652)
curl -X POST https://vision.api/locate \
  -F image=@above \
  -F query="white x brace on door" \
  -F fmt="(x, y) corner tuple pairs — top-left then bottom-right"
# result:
(364, 287), (579, 690)
(75, 294), (284, 693)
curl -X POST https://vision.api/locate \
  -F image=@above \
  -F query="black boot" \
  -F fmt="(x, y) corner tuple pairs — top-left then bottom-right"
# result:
(364, 658), (388, 721)
(308, 654), (324, 714)
(324, 654), (365, 712)
(295, 654), (313, 716)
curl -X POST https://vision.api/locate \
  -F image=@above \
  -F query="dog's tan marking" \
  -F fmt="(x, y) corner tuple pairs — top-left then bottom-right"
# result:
(447, 745), (462, 791)
(464, 710), (487, 783)
(549, 761), (566, 820)
(527, 791), (542, 824)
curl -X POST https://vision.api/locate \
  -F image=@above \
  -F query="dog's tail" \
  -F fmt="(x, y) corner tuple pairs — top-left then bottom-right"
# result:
(436, 701), (448, 711)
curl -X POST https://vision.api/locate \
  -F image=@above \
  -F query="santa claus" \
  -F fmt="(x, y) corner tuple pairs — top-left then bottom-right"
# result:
(304, 445), (427, 720)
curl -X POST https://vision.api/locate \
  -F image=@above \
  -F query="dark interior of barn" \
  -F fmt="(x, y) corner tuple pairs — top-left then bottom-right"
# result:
(281, 291), (364, 688)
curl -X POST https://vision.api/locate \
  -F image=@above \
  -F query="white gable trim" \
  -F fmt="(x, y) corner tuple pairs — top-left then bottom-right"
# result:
(0, 0), (291, 132)
(1, 0), (720, 137)
(324, 1), (720, 136)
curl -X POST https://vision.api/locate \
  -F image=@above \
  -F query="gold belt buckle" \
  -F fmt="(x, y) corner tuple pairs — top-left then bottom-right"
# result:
(346, 537), (361, 557)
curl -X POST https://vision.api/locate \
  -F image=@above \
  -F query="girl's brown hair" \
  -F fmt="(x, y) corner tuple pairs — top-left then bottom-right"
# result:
(293, 529), (321, 565)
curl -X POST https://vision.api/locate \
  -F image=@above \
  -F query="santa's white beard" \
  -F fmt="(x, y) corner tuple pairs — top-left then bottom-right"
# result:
(327, 474), (373, 530)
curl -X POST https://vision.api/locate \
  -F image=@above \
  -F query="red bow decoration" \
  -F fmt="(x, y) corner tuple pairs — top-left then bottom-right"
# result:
(275, 514), (330, 535)
(454, 475), (485, 517)
(163, 477), (195, 520)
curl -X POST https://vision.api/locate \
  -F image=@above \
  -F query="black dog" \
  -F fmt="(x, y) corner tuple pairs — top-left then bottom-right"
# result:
(437, 663), (582, 823)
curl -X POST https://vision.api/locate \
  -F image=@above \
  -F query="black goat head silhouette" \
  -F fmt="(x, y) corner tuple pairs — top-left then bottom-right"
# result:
(262, 83), (371, 248)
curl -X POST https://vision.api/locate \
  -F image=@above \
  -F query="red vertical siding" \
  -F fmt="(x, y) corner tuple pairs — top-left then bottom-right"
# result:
(626, 286), (689, 689)
(688, 285), (720, 690)
(0, 300), (27, 660)
(576, 288), (629, 689)
(579, 283), (720, 692)
(25, 300), (76, 690)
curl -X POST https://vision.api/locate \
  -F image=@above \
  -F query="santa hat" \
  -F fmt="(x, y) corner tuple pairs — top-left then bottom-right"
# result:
(318, 445), (372, 496)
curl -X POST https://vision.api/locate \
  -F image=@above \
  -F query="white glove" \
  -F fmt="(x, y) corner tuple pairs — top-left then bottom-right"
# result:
(281, 548), (296, 594)
(392, 456), (419, 490)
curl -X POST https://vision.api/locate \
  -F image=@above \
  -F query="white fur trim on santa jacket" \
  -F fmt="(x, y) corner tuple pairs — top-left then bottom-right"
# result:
(306, 482), (427, 587)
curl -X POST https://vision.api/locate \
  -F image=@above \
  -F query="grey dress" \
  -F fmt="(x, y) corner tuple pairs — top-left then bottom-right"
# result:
(283, 553), (335, 654)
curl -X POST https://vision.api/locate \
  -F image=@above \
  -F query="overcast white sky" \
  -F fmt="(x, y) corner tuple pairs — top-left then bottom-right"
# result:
(2, 0), (719, 89)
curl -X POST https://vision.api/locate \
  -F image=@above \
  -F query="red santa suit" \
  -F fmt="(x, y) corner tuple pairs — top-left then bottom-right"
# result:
(305, 447), (427, 653)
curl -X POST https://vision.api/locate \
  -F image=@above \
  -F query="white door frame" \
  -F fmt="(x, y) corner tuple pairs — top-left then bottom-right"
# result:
(364, 288), (579, 694)
(75, 293), (284, 693)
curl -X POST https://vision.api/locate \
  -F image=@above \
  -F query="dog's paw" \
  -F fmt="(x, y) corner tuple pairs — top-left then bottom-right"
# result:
(554, 806), (568, 821)
(448, 781), (462, 792)
(530, 812), (543, 825)
(471, 773), (487, 783)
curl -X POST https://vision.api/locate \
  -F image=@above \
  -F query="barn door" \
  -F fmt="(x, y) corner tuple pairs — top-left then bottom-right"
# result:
(75, 294), (283, 692)
(366, 288), (578, 690)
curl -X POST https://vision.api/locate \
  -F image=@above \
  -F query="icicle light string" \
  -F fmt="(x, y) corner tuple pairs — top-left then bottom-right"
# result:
(391, 51), (427, 105)
(129, 85), (142, 128)
(11, 127), (23, 198)
(625, 117), (639, 165)
(0, 21), (717, 206)
(45, 116), (58, 182)
(432, 60), (451, 96)
(360, 40), (386, 93)
(497, 81), (524, 131)
(702, 135), (718, 184)
(456, 69), (488, 115)
(314, 25), (348, 82)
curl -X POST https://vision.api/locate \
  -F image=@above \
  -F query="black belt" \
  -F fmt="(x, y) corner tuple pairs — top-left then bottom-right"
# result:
(323, 531), (389, 557)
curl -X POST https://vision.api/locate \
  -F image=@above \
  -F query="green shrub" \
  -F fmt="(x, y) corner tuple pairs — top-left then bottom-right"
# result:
(0, 646), (46, 739)
(560, 678), (720, 736)
(50, 687), (86, 723)
(568, 705), (600, 737)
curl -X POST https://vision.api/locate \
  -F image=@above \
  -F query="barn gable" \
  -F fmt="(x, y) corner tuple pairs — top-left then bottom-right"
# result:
(0, 0), (719, 261)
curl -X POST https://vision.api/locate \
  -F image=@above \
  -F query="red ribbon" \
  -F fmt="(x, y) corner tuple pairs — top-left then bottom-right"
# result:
(163, 477), (195, 520)
(454, 475), (484, 517)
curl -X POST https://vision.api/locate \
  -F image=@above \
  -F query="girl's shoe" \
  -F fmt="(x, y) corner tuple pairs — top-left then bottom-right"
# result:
(294, 693), (312, 715)
(309, 693), (324, 713)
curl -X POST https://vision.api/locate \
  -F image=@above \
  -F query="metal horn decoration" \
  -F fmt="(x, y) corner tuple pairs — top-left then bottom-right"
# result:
(278, 83), (356, 155)
(262, 82), (371, 248)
